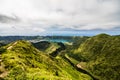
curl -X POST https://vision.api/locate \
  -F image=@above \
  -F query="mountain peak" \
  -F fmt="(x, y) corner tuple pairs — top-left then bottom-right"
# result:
(94, 33), (110, 38)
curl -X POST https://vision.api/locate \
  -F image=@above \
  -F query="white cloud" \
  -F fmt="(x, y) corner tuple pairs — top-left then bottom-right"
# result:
(0, 0), (120, 35)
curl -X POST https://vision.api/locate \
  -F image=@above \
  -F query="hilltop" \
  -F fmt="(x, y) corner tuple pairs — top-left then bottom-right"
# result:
(1, 34), (120, 80)
(0, 40), (92, 80)
(70, 34), (120, 80)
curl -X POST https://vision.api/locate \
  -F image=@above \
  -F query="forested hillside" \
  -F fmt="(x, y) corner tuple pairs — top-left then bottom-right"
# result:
(70, 34), (120, 80)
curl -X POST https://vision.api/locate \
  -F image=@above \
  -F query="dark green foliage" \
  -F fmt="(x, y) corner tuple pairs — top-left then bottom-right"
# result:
(66, 36), (89, 61)
(32, 41), (51, 51)
(0, 43), (5, 47)
(73, 33), (120, 80)
(72, 36), (89, 49)
(0, 47), (6, 53)
(50, 42), (66, 57)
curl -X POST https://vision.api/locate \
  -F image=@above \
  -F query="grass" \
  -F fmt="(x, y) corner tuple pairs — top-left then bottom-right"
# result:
(71, 34), (120, 80)
(0, 40), (92, 80)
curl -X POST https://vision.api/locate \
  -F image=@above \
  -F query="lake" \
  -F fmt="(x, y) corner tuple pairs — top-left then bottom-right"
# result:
(48, 39), (70, 43)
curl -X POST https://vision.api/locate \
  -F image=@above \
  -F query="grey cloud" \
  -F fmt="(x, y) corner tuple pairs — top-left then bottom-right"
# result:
(0, 0), (120, 35)
(0, 14), (20, 23)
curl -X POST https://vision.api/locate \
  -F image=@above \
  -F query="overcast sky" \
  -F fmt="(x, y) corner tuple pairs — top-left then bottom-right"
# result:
(0, 0), (120, 36)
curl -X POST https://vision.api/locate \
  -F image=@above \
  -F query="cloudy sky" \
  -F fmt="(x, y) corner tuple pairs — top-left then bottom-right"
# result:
(0, 0), (120, 36)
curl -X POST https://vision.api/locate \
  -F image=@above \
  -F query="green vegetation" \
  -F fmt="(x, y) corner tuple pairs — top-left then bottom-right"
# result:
(1, 34), (119, 80)
(66, 36), (89, 61)
(0, 40), (92, 80)
(32, 41), (62, 55)
(32, 41), (51, 51)
(71, 34), (120, 80)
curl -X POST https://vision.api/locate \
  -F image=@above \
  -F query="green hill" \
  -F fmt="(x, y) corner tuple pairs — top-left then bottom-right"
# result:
(73, 34), (120, 80)
(32, 41), (51, 51)
(32, 41), (61, 55)
(0, 40), (92, 80)
(2, 34), (119, 80)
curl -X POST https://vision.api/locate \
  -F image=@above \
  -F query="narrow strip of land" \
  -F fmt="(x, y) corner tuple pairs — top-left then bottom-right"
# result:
(64, 54), (99, 80)
(7, 42), (17, 50)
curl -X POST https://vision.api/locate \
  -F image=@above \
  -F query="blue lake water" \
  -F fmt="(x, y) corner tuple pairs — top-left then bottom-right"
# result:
(48, 39), (69, 43)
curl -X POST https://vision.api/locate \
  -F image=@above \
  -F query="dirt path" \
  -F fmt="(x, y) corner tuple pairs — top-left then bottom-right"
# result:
(0, 41), (18, 78)
(64, 55), (99, 80)
(0, 55), (8, 78)
(7, 42), (17, 50)
(76, 64), (83, 69)
(0, 71), (8, 78)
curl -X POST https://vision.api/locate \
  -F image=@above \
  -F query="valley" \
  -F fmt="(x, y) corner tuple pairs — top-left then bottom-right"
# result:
(0, 34), (120, 80)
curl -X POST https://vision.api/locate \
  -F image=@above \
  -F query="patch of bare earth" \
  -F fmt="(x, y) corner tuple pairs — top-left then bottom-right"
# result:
(0, 55), (8, 79)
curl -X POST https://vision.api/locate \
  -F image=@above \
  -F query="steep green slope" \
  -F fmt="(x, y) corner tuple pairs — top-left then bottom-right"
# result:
(32, 41), (61, 55)
(74, 34), (110, 60)
(73, 34), (120, 80)
(32, 41), (51, 51)
(65, 36), (89, 61)
(0, 40), (92, 80)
